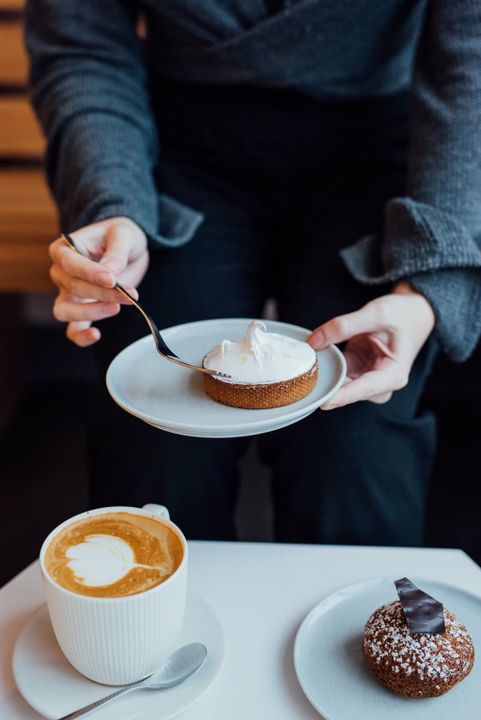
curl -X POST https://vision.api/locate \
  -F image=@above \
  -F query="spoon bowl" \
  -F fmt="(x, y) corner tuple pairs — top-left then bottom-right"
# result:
(144, 642), (208, 689)
(58, 642), (207, 719)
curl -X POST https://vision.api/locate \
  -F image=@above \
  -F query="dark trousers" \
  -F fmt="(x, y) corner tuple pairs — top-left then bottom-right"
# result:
(424, 345), (481, 562)
(91, 86), (437, 546)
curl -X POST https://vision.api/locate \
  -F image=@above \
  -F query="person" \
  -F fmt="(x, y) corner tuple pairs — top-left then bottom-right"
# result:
(25, 1), (481, 546)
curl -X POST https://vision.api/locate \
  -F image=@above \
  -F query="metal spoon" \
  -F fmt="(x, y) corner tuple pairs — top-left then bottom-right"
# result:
(62, 233), (231, 379)
(58, 642), (207, 719)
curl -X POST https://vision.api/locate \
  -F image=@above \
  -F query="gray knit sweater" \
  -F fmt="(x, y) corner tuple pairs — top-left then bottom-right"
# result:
(25, 0), (481, 361)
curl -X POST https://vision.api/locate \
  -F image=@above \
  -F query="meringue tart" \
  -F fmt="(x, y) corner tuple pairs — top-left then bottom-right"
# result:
(203, 320), (318, 409)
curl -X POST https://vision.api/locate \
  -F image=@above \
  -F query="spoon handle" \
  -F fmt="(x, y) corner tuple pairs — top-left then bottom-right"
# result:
(57, 683), (142, 719)
(61, 232), (231, 379)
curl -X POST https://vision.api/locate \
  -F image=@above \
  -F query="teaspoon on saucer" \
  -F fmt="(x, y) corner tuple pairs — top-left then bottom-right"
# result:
(62, 233), (231, 379)
(57, 642), (207, 719)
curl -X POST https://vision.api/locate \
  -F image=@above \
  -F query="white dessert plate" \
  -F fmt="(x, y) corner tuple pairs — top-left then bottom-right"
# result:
(106, 318), (346, 438)
(294, 578), (481, 720)
(13, 592), (224, 720)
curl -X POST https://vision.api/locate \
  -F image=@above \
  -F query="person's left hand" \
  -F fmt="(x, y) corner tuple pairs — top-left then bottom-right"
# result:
(308, 282), (435, 409)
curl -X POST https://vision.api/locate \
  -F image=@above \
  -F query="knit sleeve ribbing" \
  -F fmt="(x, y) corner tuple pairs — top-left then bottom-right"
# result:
(341, 0), (481, 362)
(24, 0), (203, 248)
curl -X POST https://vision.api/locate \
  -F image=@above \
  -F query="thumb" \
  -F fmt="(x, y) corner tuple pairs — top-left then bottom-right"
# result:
(99, 223), (137, 276)
(308, 303), (383, 349)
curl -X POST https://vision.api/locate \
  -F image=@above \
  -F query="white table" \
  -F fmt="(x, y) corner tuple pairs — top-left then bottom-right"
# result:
(2, 541), (481, 720)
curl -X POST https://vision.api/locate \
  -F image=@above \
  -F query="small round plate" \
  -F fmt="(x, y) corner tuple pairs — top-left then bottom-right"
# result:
(294, 578), (481, 720)
(106, 318), (346, 438)
(13, 592), (224, 720)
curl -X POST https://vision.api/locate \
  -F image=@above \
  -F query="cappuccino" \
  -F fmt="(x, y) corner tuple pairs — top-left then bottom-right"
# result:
(44, 511), (183, 598)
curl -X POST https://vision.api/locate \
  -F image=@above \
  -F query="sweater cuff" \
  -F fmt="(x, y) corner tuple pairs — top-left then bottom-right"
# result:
(340, 197), (481, 283)
(69, 192), (204, 250)
(340, 196), (481, 361)
(409, 268), (481, 362)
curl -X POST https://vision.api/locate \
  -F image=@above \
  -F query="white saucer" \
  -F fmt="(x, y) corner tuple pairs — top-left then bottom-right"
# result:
(13, 592), (224, 720)
(106, 318), (346, 438)
(294, 578), (481, 720)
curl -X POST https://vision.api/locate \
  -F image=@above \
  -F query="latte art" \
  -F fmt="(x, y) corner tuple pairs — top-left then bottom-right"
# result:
(45, 512), (183, 598)
(66, 534), (154, 587)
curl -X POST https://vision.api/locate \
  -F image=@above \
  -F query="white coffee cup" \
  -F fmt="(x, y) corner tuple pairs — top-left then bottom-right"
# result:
(39, 503), (188, 686)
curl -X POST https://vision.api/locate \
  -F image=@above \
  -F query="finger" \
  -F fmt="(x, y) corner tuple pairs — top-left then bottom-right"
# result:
(322, 366), (407, 409)
(99, 223), (140, 276)
(53, 296), (120, 323)
(369, 392), (393, 404)
(309, 301), (391, 349)
(50, 264), (138, 304)
(368, 334), (396, 361)
(116, 248), (149, 288)
(62, 218), (137, 253)
(50, 239), (116, 288)
(66, 321), (101, 347)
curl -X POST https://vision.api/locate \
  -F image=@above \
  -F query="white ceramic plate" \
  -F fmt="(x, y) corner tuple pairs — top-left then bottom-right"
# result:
(13, 592), (224, 720)
(106, 318), (346, 438)
(294, 578), (481, 720)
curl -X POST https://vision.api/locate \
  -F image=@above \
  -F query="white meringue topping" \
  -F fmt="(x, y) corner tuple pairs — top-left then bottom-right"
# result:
(204, 320), (316, 384)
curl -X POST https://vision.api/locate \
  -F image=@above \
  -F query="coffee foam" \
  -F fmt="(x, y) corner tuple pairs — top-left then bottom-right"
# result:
(66, 534), (148, 587)
(44, 512), (183, 598)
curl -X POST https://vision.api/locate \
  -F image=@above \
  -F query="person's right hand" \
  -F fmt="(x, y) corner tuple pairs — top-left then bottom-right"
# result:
(49, 217), (149, 347)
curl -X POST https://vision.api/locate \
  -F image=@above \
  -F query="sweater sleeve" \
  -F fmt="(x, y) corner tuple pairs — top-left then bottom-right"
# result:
(340, 0), (481, 362)
(24, 0), (203, 247)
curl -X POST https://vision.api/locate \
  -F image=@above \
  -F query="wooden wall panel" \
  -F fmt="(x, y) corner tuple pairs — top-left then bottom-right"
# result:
(0, 0), (24, 11)
(0, 97), (44, 157)
(0, 169), (56, 292)
(0, 22), (28, 86)
(0, 5), (56, 299)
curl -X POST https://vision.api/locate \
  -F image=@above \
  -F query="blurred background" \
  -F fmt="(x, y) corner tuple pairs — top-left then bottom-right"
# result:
(1, 0), (481, 587)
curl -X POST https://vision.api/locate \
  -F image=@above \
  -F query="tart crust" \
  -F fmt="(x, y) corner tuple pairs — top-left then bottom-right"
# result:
(203, 360), (318, 409)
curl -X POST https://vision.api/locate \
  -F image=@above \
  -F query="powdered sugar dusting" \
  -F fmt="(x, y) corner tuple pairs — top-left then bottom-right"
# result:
(363, 600), (474, 690)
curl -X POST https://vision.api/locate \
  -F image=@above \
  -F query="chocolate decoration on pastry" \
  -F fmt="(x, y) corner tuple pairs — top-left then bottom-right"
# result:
(394, 577), (446, 635)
